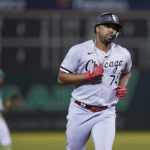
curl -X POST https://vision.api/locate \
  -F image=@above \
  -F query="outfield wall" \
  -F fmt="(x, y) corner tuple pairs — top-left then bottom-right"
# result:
(3, 69), (150, 131)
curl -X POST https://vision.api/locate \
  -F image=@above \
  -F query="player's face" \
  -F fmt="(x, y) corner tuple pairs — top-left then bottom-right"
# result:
(96, 24), (118, 45)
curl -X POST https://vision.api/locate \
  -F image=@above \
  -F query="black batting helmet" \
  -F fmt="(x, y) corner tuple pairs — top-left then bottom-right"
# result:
(94, 12), (122, 33)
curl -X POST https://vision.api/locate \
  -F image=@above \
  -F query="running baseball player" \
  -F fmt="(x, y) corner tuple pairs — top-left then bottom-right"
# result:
(58, 12), (132, 150)
(0, 69), (12, 150)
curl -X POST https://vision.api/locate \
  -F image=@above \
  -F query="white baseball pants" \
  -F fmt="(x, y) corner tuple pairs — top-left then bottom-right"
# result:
(66, 101), (116, 150)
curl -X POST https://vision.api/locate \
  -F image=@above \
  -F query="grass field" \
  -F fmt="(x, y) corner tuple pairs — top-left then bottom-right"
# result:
(1, 131), (150, 150)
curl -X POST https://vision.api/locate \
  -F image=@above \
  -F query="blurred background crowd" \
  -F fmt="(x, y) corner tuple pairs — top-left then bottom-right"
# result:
(0, 0), (150, 132)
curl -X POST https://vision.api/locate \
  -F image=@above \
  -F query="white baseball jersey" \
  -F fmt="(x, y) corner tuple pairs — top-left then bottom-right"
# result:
(60, 40), (132, 106)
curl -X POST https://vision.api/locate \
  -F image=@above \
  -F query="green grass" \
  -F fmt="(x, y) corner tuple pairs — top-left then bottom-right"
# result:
(113, 131), (150, 150)
(1, 131), (150, 150)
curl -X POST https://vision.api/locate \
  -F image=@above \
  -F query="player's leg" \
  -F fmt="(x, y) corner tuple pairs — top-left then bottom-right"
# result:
(91, 108), (116, 150)
(0, 114), (12, 150)
(66, 126), (90, 150)
(66, 101), (91, 150)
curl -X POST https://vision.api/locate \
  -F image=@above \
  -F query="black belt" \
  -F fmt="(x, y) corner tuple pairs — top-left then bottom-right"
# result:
(75, 100), (115, 112)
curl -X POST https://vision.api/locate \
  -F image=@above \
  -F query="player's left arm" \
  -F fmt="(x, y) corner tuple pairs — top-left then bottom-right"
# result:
(116, 71), (131, 100)
(118, 71), (131, 87)
(116, 50), (132, 99)
(119, 50), (132, 87)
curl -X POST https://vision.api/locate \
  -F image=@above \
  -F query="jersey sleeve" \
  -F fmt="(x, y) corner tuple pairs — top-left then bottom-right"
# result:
(122, 51), (132, 74)
(60, 46), (80, 73)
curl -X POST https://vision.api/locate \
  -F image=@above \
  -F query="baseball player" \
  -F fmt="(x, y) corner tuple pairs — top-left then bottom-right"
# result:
(58, 12), (132, 150)
(0, 69), (12, 150)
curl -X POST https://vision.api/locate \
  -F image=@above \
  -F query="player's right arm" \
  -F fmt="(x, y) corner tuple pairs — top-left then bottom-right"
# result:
(58, 65), (103, 85)
(58, 71), (86, 85)
(58, 45), (103, 85)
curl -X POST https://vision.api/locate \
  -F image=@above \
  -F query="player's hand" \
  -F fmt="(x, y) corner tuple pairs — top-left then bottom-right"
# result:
(116, 85), (127, 100)
(86, 65), (104, 80)
(3, 93), (23, 113)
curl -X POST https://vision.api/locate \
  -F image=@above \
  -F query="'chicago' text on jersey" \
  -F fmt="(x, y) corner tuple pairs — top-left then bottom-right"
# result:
(85, 59), (123, 71)
(104, 60), (123, 68)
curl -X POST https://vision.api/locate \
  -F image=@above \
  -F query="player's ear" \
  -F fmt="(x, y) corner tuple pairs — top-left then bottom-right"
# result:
(96, 26), (100, 33)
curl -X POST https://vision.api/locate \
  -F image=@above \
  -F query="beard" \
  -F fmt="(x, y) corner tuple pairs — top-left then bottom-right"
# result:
(103, 39), (112, 45)
(103, 33), (115, 45)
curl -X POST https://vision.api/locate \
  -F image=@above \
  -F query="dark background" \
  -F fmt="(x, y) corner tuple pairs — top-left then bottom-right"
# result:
(0, 0), (150, 131)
